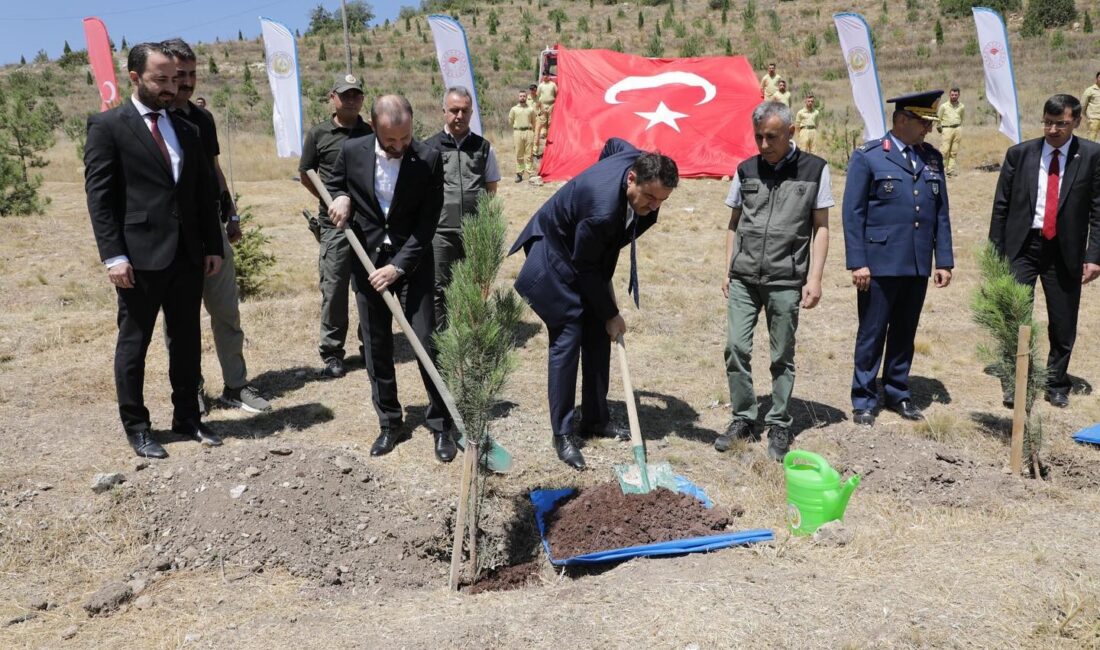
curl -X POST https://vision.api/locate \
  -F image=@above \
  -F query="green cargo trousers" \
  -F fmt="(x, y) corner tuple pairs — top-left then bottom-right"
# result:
(200, 226), (248, 390)
(432, 229), (465, 330)
(724, 278), (801, 428)
(318, 224), (362, 362)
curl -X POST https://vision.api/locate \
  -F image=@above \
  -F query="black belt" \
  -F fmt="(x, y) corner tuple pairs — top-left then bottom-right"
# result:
(800, 126), (816, 130)
(513, 126), (532, 130)
(941, 125), (961, 128)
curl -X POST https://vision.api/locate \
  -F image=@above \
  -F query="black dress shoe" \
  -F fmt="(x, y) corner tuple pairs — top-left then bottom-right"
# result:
(370, 428), (409, 456)
(887, 399), (923, 421)
(853, 409), (875, 426)
(126, 430), (168, 459)
(1046, 390), (1069, 408)
(433, 429), (457, 463)
(553, 434), (586, 470)
(172, 419), (223, 447)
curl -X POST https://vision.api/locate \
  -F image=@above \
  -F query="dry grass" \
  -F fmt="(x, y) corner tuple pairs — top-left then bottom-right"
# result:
(3, 142), (1100, 647)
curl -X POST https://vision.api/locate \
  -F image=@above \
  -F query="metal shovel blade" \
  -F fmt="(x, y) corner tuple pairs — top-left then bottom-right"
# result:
(614, 459), (678, 494)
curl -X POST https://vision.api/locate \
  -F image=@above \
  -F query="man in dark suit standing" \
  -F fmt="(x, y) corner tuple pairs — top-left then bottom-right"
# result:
(85, 42), (224, 458)
(509, 138), (679, 469)
(325, 95), (457, 463)
(843, 91), (954, 427)
(990, 94), (1100, 408)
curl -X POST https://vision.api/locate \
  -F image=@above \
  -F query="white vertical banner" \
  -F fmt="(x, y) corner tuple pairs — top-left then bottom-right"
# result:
(427, 14), (483, 135)
(973, 8), (1021, 144)
(833, 13), (886, 140)
(259, 17), (303, 157)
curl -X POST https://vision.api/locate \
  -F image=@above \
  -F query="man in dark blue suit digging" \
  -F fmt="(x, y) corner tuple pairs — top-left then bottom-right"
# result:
(509, 138), (679, 469)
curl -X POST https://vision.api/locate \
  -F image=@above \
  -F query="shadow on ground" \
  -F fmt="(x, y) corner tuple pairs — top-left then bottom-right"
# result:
(158, 402), (336, 445)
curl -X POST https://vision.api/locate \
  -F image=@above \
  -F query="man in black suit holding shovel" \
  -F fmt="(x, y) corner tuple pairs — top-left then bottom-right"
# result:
(325, 95), (456, 462)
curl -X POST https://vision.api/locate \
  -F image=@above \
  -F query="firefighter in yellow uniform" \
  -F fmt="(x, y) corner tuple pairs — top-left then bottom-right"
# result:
(771, 79), (791, 106)
(760, 62), (781, 99)
(536, 75), (557, 155)
(508, 89), (537, 182)
(936, 87), (965, 177)
(1083, 72), (1100, 141)
(795, 95), (820, 154)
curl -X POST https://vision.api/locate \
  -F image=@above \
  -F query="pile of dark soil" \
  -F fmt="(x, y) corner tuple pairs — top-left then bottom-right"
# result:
(544, 485), (730, 559)
(129, 444), (450, 589)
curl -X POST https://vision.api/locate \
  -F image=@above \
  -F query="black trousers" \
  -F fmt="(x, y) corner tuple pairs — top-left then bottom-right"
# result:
(1011, 231), (1081, 393)
(546, 307), (610, 437)
(351, 246), (447, 433)
(115, 254), (204, 434)
(851, 276), (928, 411)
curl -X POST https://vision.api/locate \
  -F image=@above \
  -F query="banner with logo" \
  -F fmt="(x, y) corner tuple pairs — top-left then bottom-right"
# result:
(972, 8), (1021, 144)
(259, 17), (303, 157)
(538, 47), (759, 180)
(82, 17), (119, 112)
(833, 13), (886, 140)
(427, 14), (483, 135)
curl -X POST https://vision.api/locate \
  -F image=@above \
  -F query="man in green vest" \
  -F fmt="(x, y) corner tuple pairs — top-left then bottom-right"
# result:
(508, 89), (537, 183)
(936, 87), (965, 177)
(425, 86), (501, 329)
(717, 100), (833, 461)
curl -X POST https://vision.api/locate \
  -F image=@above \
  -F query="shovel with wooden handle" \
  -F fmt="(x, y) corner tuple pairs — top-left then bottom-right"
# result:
(306, 170), (513, 473)
(612, 333), (676, 493)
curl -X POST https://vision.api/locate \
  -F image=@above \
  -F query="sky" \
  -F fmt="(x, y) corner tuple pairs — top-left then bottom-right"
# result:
(0, 0), (409, 66)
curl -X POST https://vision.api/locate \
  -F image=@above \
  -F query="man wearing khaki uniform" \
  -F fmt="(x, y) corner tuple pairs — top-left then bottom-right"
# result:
(760, 63), (781, 99)
(508, 90), (537, 182)
(536, 74), (558, 154)
(1084, 72), (1100, 141)
(795, 95), (820, 154)
(937, 87), (964, 177)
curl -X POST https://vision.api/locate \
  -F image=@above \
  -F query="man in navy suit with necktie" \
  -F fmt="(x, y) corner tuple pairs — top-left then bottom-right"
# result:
(509, 138), (678, 469)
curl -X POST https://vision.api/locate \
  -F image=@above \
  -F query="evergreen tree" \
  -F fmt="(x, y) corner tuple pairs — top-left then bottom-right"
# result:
(86, 70), (94, 85)
(638, 11), (644, 29)
(375, 50), (383, 63)
(0, 72), (62, 215)
(935, 20), (944, 45)
(232, 194), (276, 298)
(1084, 10), (1094, 33)
(19, 55), (26, 66)
(121, 37), (128, 50)
(607, 16), (612, 33)
(243, 63), (252, 83)
(238, 29), (244, 40)
(63, 41), (72, 55)
(319, 41), (327, 61)
(209, 58), (219, 75)
(357, 47), (365, 67)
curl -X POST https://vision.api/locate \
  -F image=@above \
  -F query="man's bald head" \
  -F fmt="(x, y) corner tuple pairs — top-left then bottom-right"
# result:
(371, 94), (413, 128)
(372, 94), (414, 159)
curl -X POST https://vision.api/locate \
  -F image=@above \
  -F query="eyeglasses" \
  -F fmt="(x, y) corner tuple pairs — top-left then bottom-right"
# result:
(1041, 120), (1074, 130)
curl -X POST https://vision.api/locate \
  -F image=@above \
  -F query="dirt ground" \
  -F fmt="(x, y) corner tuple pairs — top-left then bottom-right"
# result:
(3, 151), (1100, 648)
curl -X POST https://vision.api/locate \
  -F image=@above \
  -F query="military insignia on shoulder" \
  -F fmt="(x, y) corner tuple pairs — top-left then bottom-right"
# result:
(932, 183), (940, 196)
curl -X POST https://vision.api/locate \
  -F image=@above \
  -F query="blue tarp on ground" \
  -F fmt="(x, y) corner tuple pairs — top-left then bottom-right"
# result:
(1072, 423), (1100, 446)
(530, 485), (774, 566)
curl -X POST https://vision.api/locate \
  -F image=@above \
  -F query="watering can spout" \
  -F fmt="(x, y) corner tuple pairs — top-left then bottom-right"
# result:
(835, 475), (861, 516)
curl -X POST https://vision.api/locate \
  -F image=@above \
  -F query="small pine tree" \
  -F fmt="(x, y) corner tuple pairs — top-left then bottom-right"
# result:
(971, 244), (1047, 476)
(357, 47), (365, 67)
(1085, 10), (1094, 33)
(611, 38), (624, 52)
(19, 55), (26, 66)
(375, 50), (383, 63)
(405, 16), (411, 31)
(935, 19), (944, 45)
(238, 29), (244, 41)
(656, 22), (662, 37)
(232, 195), (276, 299)
(399, 47), (405, 60)
(724, 37), (733, 56)
(296, 28), (301, 38)
(555, 16), (561, 33)
(804, 33), (818, 57)
(645, 34), (664, 57)
(638, 11), (644, 29)
(121, 37), (128, 50)
(63, 40), (72, 55)
(319, 41), (327, 61)
(722, 7), (728, 24)
(86, 70), (94, 85)
(243, 63), (252, 83)
(209, 59), (219, 74)
(607, 16), (612, 33)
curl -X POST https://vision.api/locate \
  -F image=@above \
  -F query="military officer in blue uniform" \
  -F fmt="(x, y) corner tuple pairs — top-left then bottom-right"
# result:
(843, 91), (955, 426)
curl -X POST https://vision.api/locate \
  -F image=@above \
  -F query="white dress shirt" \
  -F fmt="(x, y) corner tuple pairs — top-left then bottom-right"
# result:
(1032, 138), (1072, 229)
(105, 97), (185, 269)
(374, 138), (403, 245)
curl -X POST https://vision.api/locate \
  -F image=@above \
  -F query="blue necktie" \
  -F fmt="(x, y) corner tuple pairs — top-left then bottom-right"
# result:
(628, 215), (639, 308)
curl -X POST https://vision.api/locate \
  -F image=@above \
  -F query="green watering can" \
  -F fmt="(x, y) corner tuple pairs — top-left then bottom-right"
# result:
(784, 450), (860, 536)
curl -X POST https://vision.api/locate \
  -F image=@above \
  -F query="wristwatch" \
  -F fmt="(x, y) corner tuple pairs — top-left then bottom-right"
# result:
(393, 265), (405, 277)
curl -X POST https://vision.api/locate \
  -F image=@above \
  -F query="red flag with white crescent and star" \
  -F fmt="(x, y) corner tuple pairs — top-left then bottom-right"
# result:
(83, 17), (120, 112)
(538, 47), (760, 180)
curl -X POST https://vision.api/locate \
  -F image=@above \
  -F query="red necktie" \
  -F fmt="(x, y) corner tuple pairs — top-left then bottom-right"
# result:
(145, 112), (172, 168)
(1042, 149), (1060, 240)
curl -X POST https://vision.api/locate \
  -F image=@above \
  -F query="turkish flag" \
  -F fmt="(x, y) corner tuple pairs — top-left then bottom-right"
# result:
(538, 47), (760, 180)
(83, 17), (120, 112)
